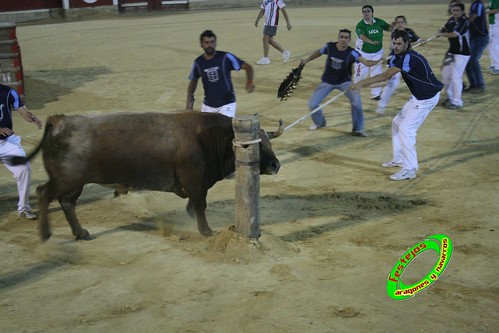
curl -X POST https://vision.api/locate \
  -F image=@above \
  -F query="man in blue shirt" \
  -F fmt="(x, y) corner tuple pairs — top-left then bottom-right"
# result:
(351, 30), (443, 181)
(186, 30), (254, 118)
(0, 84), (42, 219)
(300, 29), (380, 137)
(465, 0), (489, 93)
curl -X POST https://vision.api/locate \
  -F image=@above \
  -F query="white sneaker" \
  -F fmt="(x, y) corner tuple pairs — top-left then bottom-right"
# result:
(375, 106), (385, 115)
(282, 50), (291, 63)
(19, 209), (37, 220)
(389, 169), (416, 181)
(382, 161), (403, 168)
(256, 57), (271, 65)
(309, 125), (318, 131)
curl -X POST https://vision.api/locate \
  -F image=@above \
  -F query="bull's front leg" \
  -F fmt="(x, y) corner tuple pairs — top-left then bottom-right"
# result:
(59, 186), (91, 240)
(187, 195), (213, 236)
(36, 183), (52, 241)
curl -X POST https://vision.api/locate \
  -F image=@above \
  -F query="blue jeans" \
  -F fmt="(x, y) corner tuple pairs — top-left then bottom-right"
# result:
(465, 35), (489, 89)
(308, 81), (364, 132)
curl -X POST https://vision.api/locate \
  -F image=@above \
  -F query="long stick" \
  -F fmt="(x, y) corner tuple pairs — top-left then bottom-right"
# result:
(284, 91), (345, 132)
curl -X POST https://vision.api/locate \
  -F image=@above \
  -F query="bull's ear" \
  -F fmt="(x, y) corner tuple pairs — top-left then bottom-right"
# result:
(267, 119), (284, 139)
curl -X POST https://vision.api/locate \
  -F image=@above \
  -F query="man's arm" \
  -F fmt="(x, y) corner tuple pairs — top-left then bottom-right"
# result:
(351, 67), (400, 91)
(186, 79), (198, 110)
(359, 33), (380, 46)
(437, 31), (458, 38)
(255, 9), (264, 27)
(242, 63), (255, 93)
(281, 8), (292, 30)
(358, 56), (382, 67)
(300, 49), (322, 66)
(17, 105), (42, 129)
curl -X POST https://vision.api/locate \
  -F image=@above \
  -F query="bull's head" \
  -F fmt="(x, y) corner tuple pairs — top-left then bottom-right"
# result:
(258, 119), (284, 175)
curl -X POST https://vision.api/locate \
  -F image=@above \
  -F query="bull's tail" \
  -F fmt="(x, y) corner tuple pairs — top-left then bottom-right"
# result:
(8, 119), (53, 165)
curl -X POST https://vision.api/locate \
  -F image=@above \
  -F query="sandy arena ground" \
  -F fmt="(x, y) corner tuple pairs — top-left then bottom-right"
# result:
(1, 4), (498, 332)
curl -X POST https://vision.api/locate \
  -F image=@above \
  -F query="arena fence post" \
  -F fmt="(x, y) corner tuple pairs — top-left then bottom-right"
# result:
(232, 115), (261, 238)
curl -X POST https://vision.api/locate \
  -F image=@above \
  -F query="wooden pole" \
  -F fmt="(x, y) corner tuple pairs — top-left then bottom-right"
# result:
(232, 115), (260, 238)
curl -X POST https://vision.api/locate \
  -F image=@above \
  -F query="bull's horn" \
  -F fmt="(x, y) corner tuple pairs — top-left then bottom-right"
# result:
(268, 119), (284, 139)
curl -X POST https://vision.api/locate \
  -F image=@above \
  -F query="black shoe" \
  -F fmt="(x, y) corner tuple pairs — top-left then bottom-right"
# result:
(371, 95), (381, 101)
(351, 130), (368, 137)
(463, 86), (476, 93)
(440, 98), (450, 107)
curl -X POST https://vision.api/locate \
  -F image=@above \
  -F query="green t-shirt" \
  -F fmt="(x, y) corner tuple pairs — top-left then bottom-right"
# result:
(355, 17), (391, 53)
(490, 0), (499, 25)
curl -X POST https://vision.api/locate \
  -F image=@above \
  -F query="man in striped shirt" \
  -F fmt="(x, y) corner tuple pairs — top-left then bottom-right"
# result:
(254, 0), (292, 65)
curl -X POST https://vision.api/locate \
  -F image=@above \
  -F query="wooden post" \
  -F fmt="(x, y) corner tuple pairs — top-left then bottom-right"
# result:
(233, 115), (260, 238)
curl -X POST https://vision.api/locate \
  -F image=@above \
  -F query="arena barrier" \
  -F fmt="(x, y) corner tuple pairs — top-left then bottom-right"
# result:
(0, 23), (25, 99)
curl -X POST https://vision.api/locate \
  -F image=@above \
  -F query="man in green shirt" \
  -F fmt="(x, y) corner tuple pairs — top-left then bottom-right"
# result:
(353, 5), (393, 99)
(487, 0), (499, 74)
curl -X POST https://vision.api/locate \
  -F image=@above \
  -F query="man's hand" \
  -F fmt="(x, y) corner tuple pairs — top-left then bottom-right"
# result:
(0, 127), (14, 137)
(28, 112), (42, 129)
(246, 81), (255, 93)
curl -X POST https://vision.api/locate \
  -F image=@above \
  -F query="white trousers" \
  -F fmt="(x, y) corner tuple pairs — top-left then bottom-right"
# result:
(353, 49), (384, 98)
(0, 137), (32, 212)
(391, 93), (440, 171)
(441, 53), (470, 107)
(488, 23), (499, 69)
(378, 71), (401, 109)
(201, 102), (236, 118)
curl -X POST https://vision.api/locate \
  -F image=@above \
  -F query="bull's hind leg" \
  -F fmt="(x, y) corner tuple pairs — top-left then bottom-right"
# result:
(59, 186), (91, 240)
(37, 182), (54, 241)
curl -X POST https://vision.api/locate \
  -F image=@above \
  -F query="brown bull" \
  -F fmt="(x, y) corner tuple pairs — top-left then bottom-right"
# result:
(12, 111), (282, 240)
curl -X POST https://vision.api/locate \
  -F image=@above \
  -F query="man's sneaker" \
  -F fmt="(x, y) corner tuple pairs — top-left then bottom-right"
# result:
(389, 168), (416, 181)
(256, 57), (271, 65)
(447, 103), (462, 110)
(19, 209), (37, 220)
(375, 106), (385, 115)
(282, 50), (291, 63)
(371, 95), (381, 101)
(309, 124), (322, 131)
(382, 161), (403, 168)
(351, 130), (368, 137)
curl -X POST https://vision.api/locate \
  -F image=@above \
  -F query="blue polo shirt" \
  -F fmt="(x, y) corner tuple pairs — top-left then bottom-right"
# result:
(189, 51), (244, 108)
(320, 42), (359, 85)
(0, 84), (23, 137)
(389, 50), (443, 100)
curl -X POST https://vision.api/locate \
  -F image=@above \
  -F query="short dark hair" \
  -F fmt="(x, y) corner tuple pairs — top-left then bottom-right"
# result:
(362, 5), (374, 13)
(395, 15), (407, 24)
(339, 29), (351, 38)
(451, 2), (465, 11)
(200, 30), (216, 43)
(393, 30), (411, 45)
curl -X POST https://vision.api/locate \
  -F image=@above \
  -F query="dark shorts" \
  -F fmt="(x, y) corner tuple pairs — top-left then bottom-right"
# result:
(263, 25), (278, 37)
